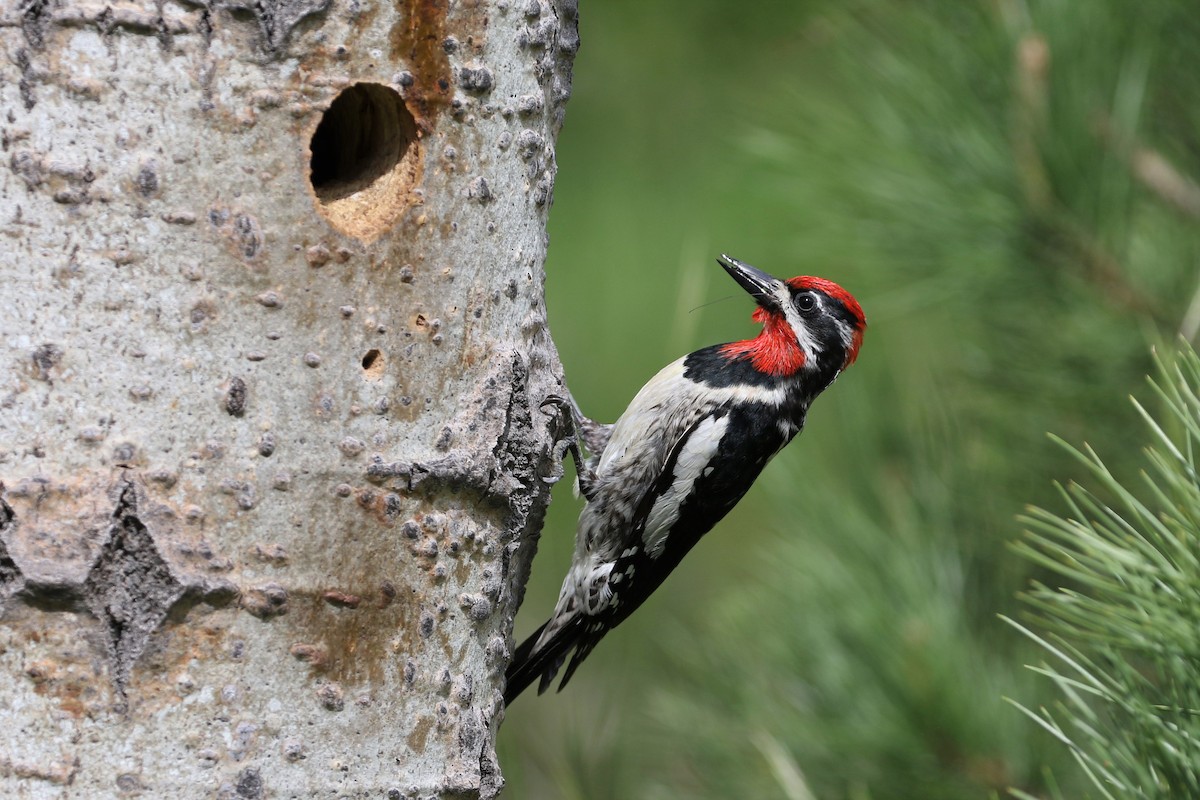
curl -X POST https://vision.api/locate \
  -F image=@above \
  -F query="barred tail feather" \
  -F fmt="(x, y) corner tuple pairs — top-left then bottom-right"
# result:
(504, 616), (584, 705)
(553, 629), (605, 694)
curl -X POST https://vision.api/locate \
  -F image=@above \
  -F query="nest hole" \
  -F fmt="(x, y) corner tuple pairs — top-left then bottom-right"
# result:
(309, 83), (422, 241)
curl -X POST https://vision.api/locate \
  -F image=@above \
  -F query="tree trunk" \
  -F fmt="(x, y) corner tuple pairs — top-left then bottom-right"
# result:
(0, 0), (576, 796)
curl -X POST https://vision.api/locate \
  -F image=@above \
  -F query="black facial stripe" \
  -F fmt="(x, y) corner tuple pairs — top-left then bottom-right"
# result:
(787, 287), (859, 330)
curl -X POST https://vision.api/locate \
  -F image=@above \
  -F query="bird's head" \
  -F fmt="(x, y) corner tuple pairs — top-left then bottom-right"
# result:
(717, 254), (866, 378)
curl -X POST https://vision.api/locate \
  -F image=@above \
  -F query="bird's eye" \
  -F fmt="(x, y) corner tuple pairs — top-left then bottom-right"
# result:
(796, 294), (817, 313)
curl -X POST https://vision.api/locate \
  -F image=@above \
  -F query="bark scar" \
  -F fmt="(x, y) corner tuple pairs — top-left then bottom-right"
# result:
(35, 473), (235, 708)
(364, 352), (564, 515)
(83, 476), (186, 708)
(180, 0), (331, 52)
(0, 492), (24, 601)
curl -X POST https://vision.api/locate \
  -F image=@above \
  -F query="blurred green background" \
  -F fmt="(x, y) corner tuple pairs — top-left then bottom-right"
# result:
(499, 1), (1200, 797)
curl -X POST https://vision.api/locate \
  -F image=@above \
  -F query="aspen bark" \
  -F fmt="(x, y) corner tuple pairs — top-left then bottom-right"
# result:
(0, 0), (576, 796)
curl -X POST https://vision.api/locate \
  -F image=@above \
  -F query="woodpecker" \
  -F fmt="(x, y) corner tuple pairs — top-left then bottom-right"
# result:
(505, 254), (866, 704)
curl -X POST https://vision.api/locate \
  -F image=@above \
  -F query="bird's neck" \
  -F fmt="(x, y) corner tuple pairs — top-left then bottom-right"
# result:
(719, 315), (805, 377)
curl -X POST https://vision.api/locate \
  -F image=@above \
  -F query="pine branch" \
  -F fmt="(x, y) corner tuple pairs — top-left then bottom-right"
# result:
(1010, 344), (1200, 799)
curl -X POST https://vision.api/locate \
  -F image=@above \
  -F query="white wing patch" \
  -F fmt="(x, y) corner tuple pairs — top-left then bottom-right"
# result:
(596, 357), (786, 478)
(641, 414), (730, 558)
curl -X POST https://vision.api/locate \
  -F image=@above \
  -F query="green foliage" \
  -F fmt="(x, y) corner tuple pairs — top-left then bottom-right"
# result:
(500, 0), (1200, 797)
(638, 465), (1051, 800)
(1008, 347), (1200, 798)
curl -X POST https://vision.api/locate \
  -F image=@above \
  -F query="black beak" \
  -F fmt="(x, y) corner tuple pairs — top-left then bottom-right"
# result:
(717, 254), (784, 312)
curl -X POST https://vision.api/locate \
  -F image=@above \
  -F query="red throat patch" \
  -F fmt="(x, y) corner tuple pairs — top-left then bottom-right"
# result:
(719, 310), (806, 376)
(719, 277), (866, 374)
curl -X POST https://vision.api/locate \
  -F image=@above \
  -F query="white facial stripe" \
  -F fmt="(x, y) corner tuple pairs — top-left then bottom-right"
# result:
(834, 317), (855, 350)
(775, 286), (822, 368)
(642, 414), (730, 558)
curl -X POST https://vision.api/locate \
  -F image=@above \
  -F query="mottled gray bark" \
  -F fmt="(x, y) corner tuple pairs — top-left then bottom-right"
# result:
(0, 0), (576, 796)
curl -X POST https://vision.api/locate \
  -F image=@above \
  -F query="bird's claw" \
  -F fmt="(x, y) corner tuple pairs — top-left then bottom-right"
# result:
(540, 393), (599, 502)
